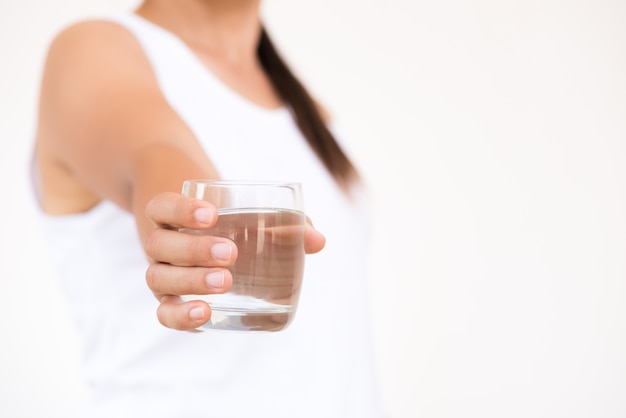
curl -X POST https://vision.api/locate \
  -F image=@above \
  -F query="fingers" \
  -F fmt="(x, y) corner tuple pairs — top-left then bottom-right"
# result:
(145, 192), (218, 229)
(149, 265), (232, 331)
(146, 263), (233, 296)
(156, 295), (211, 331)
(144, 228), (238, 267)
(144, 192), (325, 331)
(143, 192), (236, 330)
(304, 218), (326, 254)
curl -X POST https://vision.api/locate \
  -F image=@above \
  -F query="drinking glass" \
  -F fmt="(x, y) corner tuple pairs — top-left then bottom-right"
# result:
(180, 180), (306, 332)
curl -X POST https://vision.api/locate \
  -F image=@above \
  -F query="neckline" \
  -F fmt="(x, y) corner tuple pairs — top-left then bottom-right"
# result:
(126, 12), (290, 120)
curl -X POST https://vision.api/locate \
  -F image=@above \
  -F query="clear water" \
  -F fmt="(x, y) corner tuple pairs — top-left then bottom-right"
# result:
(181, 208), (305, 332)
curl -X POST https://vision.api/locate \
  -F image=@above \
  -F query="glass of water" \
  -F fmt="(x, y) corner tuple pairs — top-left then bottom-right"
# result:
(180, 180), (306, 332)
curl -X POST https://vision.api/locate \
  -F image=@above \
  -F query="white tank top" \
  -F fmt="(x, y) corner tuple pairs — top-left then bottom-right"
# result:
(36, 13), (382, 418)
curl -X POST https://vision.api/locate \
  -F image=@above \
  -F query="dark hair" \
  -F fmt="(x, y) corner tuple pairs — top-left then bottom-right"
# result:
(257, 27), (359, 192)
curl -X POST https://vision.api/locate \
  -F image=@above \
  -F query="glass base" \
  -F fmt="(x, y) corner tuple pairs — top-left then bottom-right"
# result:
(197, 308), (293, 332)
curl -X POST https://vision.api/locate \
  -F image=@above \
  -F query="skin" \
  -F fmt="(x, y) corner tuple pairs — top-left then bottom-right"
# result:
(34, 0), (326, 331)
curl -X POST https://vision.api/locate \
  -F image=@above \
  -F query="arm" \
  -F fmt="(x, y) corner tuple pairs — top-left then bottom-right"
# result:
(36, 21), (324, 331)
(36, 21), (215, 228)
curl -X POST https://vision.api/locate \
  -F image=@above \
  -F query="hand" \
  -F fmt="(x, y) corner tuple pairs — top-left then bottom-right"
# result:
(143, 192), (326, 330)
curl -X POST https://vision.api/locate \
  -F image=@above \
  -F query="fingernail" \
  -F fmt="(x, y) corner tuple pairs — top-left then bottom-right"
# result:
(194, 207), (213, 224)
(205, 271), (225, 289)
(189, 306), (205, 320)
(211, 243), (232, 261)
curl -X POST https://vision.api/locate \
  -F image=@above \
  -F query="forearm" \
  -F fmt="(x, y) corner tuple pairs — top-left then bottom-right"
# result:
(129, 144), (219, 243)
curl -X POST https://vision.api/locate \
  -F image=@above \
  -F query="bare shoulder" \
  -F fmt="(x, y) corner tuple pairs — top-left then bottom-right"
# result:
(46, 19), (143, 66)
(36, 19), (162, 213)
(41, 19), (152, 104)
(38, 21), (156, 150)
(38, 19), (157, 140)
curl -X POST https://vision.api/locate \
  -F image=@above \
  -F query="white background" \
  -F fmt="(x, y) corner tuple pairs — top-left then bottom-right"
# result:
(1, 0), (625, 417)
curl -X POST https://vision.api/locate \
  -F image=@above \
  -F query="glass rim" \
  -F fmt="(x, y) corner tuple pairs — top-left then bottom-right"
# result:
(183, 179), (302, 188)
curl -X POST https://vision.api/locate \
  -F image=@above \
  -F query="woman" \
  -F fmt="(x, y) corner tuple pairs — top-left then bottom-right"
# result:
(34, 0), (382, 416)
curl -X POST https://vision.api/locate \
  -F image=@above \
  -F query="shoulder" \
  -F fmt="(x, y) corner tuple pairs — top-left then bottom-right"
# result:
(46, 19), (140, 65)
(41, 19), (154, 108)
(38, 18), (160, 144)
